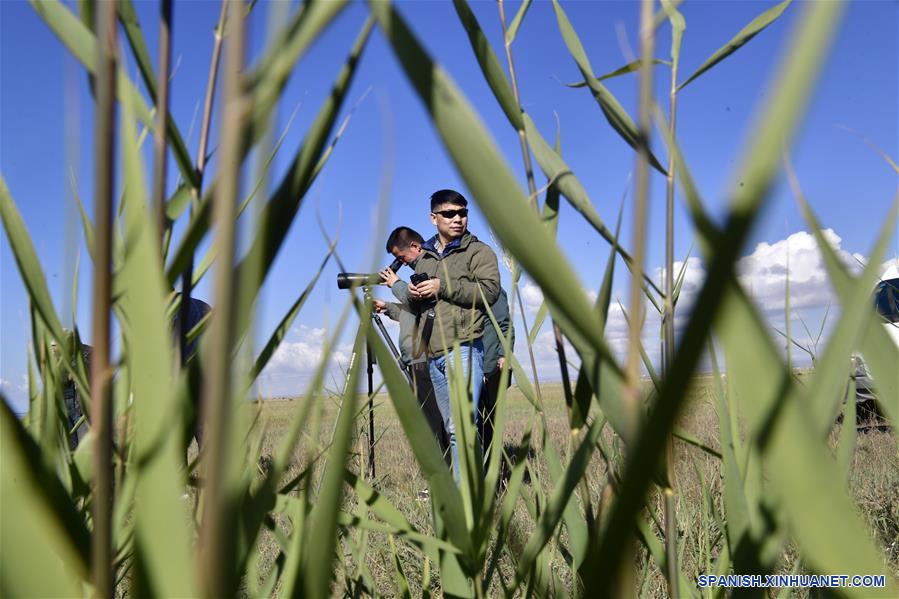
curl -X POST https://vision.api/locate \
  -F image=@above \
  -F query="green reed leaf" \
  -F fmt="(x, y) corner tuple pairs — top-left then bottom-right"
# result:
(1, 179), (90, 403)
(246, 0), (350, 148)
(709, 339), (754, 565)
(366, 321), (473, 558)
(302, 325), (365, 598)
(679, 0), (792, 91)
(1, 399), (90, 597)
(838, 377), (857, 476)
(30, 0), (198, 190)
(445, 348), (483, 537)
(118, 89), (196, 596)
(250, 251), (332, 382)
(523, 114), (664, 299)
(235, 294), (352, 580)
(671, 246), (693, 306)
(1, 177), (66, 352)
(528, 301), (549, 345)
(166, 11), (367, 289)
(550, 0), (666, 174)
(506, 0), (532, 45)
(661, 0), (685, 68)
(800, 202), (896, 435)
(671, 427), (721, 460)
(795, 193), (899, 425)
(344, 470), (461, 556)
(571, 201), (623, 431)
(389, 535), (413, 599)
(232, 18), (374, 343)
(190, 100), (326, 288)
(484, 432), (533, 589)
(720, 285), (895, 596)
(117, 0), (198, 191)
(164, 184), (192, 221)
(584, 2), (846, 592)
(370, 0), (633, 443)
(452, 0), (523, 130)
(563, 59), (670, 88)
(512, 414), (605, 589)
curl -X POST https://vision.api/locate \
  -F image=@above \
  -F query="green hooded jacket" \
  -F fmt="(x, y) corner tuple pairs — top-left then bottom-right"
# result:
(411, 231), (500, 357)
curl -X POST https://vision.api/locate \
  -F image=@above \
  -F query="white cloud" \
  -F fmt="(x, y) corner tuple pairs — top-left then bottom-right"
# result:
(520, 280), (544, 313)
(882, 257), (899, 280)
(518, 277), (602, 316)
(517, 329), (579, 379)
(0, 375), (26, 393)
(650, 230), (867, 315)
(655, 257), (706, 299)
(0, 375), (30, 415)
(257, 325), (355, 397)
(736, 229), (864, 312)
(270, 325), (353, 372)
(516, 309), (663, 382)
(509, 228), (876, 383)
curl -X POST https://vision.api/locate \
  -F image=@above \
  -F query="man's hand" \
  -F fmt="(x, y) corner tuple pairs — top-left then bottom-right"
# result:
(372, 299), (388, 313)
(409, 278), (440, 300)
(497, 356), (506, 371)
(378, 267), (399, 287)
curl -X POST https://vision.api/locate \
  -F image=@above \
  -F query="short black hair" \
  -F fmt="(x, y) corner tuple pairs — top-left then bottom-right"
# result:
(385, 226), (425, 253)
(430, 189), (467, 212)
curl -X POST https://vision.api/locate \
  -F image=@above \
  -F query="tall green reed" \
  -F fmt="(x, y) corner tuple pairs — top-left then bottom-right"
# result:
(1, 1), (897, 597)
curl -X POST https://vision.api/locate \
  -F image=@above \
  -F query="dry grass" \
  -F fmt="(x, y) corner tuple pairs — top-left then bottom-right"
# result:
(245, 379), (898, 597)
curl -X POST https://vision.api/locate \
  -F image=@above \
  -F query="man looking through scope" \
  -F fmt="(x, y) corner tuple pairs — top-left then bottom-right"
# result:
(373, 226), (451, 467)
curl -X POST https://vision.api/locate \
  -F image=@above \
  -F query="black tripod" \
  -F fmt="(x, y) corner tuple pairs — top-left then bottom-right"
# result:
(355, 288), (408, 480)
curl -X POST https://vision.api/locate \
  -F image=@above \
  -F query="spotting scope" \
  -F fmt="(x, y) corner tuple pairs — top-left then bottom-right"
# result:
(336, 258), (404, 289)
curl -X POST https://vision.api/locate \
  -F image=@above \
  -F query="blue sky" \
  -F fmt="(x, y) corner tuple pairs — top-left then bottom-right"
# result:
(2, 0), (897, 410)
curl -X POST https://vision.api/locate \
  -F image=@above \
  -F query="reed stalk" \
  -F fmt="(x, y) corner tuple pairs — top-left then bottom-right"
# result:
(198, 1), (245, 595)
(178, 0), (227, 364)
(498, 0), (572, 409)
(90, 0), (117, 595)
(152, 0), (172, 252)
(625, 0), (655, 429)
(662, 1), (683, 595)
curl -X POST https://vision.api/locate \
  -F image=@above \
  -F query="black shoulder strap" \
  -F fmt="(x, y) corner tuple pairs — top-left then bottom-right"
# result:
(412, 308), (435, 359)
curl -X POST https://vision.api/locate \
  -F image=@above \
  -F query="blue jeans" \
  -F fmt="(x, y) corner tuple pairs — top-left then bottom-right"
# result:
(429, 339), (484, 482)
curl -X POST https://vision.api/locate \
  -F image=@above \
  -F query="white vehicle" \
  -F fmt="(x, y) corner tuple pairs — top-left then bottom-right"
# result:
(852, 263), (899, 420)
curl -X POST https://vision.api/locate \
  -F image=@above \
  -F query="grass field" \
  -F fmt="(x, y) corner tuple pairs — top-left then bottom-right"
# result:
(249, 380), (899, 597)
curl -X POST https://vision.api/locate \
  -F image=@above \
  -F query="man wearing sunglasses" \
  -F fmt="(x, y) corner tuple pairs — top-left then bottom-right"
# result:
(405, 189), (501, 481)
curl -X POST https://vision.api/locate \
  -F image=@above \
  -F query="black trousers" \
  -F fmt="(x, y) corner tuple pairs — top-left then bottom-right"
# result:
(410, 362), (451, 467)
(478, 369), (505, 464)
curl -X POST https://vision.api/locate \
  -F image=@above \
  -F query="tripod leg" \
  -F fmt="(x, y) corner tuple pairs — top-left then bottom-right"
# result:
(367, 340), (376, 479)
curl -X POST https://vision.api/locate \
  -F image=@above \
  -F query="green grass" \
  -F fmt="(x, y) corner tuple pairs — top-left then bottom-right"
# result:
(249, 381), (899, 596)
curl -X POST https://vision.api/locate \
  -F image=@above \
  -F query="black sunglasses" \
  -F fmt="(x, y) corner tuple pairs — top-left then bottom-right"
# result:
(432, 208), (469, 219)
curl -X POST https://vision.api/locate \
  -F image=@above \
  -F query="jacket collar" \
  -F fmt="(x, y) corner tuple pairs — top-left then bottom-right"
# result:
(423, 231), (473, 257)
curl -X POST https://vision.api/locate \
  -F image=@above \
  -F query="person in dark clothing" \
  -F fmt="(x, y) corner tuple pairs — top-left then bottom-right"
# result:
(477, 288), (513, 464)
(172, 293), (212, 449)
(58, 293), (211, 452)
(173, 294), (212, 362)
